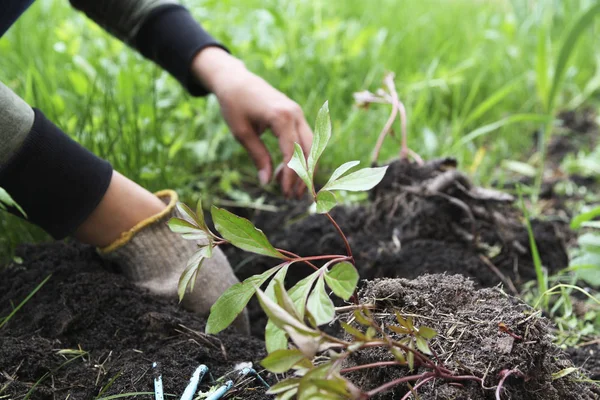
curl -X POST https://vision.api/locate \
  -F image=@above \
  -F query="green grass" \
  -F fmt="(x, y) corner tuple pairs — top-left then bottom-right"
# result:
(1, 0), (599, 254)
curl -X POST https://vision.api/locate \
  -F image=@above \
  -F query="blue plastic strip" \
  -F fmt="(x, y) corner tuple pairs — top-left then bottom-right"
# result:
(205, 380), (233, 400)
(180, 364), (208, 400)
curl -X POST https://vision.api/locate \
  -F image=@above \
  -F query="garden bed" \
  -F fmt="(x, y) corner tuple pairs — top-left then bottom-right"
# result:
(1, 159), (598, 399)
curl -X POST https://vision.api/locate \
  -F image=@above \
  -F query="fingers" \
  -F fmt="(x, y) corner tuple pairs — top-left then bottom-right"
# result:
(271, 116), (299, 198)
(234, 126), (273, 186)
(295, 117), (314, 198)
(270, 104), (315, 198)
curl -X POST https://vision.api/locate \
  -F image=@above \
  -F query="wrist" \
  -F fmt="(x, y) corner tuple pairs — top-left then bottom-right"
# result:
(191, 47), (246, 94)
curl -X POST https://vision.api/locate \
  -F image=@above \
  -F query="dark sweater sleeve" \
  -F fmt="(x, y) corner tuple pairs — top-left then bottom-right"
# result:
(68, 0), (229, 96)
(0, 109), (113, 239)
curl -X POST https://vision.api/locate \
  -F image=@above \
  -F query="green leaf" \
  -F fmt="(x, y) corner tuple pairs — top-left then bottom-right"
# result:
(168, 217), (203, 235)
(206, 265), (282, 334)
(265, 319), (289, 353)
(312, 378), (351, 397)
(255, 286), (313, 333)
(307, 101), (332, 177)
(265, 264), (291, 301)
(297, 364), (334, 400)
(571, 206), (600, 229)
(274, 277), (301, 320)
(418, 326), (437, 340)
(177, 249), (205, 301)
(324, 261), (359, 300)
(267, 378), (301, 395)
(322, 166), (388, 192)
(407, 344), (415, 371)
(340, 322), (366, 340)
(552, 367), (578, 380)
(287, 143), (313, 193)
(0, 187), (26, 217)
(390, 347), (406, 364)
(261, 349), (307, 373)
(316, 190), (337, 214)
(211, 206), (285, 259)
(177, 202), (205, 228)
(289, 271), (320, 320)
(306, 276), (335, 326)
(324, 161), (360, 186)
(275, 390), (298, 400)
(388, 325), (411, 335)
(353, 309), (372, 326)
(570, 254), (600, 287)
(195, 198), (206, 228)
(416, 336), (432, 355)
(256, 287), (321, 358)
(578, 233), (600, 251)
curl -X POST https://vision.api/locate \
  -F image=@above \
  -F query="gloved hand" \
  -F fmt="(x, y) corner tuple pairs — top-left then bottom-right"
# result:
(97, 189), (250, 334)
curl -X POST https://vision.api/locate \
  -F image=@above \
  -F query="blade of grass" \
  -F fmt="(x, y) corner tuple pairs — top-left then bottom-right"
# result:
(534, 2), (600, 204)
(0, 274), (51, 329)
(462, 79), (522, 128)
(452, 114), (552, 150)
(534, 284), (600, 309)
(517, 185), (548, 310)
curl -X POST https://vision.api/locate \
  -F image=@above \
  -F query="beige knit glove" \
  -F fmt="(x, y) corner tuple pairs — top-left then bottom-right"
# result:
(98, 190), (250, 334)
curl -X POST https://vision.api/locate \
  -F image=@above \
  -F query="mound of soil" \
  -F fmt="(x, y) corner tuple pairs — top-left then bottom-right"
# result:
(0, 243), (268, 399)
(343, 275), (598, 399)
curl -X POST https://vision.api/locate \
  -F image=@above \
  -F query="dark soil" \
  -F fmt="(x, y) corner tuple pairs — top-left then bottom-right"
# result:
(343, 275), (599, 399)
(0, 243), (269, 399)
(1, 154), (598, 399)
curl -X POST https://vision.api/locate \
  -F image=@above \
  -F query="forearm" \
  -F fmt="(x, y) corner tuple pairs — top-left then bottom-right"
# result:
(69, 0), (228, 96)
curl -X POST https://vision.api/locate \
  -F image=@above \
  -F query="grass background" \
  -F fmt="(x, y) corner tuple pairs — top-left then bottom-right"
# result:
(0, 0), (599, 254)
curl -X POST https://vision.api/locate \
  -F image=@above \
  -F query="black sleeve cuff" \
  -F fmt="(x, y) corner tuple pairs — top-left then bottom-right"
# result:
(134, 4), (229, 97)
(0, 109), (113, 239)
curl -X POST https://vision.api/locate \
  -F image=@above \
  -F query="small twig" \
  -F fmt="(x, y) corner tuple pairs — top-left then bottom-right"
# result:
(578, 337), (600, 347)
(334, 304), (377, 313)
(479, 255), (519, 296)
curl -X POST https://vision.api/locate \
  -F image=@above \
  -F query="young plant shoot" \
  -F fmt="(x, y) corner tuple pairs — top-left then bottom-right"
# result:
(168, 101), (387, 342)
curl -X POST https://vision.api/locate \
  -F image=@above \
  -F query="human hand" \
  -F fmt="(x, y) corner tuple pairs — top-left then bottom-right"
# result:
(191, 47), (313, 198)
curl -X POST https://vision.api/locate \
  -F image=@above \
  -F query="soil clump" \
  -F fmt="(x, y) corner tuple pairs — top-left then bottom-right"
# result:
(342, 274), (599, 399)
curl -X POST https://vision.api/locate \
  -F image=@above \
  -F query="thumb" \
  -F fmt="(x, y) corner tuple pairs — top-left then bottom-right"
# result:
(236, 130), (272, 185)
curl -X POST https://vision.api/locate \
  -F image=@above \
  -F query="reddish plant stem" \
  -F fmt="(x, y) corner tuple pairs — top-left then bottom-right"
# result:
(400, 376), (435, 400)
(382, 73), (408, 160)
(495, 369), (523, 400)
(341, 361), (405, 374)
(371, 96), (398, 164)
(325, 212), (353, 260)
(276, 248), (319, 271)
(294, 255), (351, 262)
(366, 372), (434, 398)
